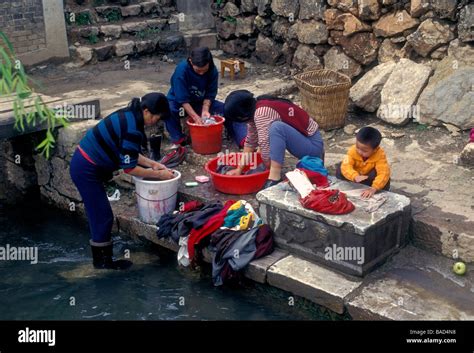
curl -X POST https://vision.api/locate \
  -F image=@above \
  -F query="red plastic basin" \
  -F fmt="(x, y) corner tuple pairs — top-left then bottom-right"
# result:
(186, 116), (225, 155)
(205, 153), (270, 195)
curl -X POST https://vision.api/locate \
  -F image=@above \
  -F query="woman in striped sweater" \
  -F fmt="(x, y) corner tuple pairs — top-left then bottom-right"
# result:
(70, 93), (174, 270)
(224, 90), (325, 190)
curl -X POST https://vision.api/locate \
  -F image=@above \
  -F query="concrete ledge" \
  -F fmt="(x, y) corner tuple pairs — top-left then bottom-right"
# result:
(244, 250), (289, 284)
(267, 255), (362, 314)
(345, 246), (474, 320)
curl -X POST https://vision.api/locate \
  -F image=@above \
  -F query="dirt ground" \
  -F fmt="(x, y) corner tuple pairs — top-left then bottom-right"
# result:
(29, 55), (473, 261)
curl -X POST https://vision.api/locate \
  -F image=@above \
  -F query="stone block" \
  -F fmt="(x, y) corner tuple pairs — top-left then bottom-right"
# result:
(244, 250), (288, 283)
(267, 255), (362, 314)
(257, 178), (411, 277)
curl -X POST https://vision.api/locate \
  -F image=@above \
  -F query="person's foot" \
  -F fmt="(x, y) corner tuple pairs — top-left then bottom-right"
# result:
(91, 243), (132, 270)
(262, 178), (282, 190)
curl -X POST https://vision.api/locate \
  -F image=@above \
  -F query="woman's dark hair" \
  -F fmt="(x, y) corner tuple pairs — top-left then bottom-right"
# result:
(128, 92), (170, 121)
(188, 47), (215, 72)
(224, 90), (256, 123)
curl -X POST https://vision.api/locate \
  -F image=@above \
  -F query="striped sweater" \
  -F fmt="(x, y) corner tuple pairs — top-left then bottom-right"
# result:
(79, 109), (145, 171)
(244, 103), (319, 162)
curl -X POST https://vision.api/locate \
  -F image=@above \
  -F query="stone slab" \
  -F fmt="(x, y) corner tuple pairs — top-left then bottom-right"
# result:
(267, 255), (362, 314)
(346, 246), (474, 320)
(244, 250), (289, 283)
(257, 177), (411, 276)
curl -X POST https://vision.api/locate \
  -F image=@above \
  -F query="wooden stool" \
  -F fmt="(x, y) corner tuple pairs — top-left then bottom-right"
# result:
(220, 58), (246, 80)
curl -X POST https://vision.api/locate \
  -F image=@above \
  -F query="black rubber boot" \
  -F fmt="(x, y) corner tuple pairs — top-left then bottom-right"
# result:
(149, 134), (162, 161)
(90, 242), (132, 270)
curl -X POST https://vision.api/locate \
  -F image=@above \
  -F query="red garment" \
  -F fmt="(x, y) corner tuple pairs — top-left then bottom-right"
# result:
(188, 200), (235, 261)
(300, 189), (355, 215)
(179, 200), (204, 213)
(299, 168), (330, 188)
(254, 225), (274, 259)
(256, 99), (311, 136)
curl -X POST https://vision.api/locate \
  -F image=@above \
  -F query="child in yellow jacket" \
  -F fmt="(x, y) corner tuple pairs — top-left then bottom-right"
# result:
(336, 127), (390, 199)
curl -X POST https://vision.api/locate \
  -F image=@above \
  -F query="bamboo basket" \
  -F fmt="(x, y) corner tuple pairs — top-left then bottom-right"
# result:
(294, 69), (351, 130)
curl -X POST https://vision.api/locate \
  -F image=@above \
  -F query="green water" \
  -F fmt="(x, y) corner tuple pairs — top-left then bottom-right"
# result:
(0, 202), (330, 320)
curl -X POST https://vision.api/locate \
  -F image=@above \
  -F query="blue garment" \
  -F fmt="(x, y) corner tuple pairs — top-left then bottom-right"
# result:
(167, 60), (218, 104)
(296, 155), (328, 176)
(269, 121), (325, 166)
(79, 110), (144, 170)
(70, 149), (114, 243)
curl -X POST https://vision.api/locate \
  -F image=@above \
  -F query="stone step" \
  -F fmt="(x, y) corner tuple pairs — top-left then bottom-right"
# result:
(68, 19), (174, 44)
(112, 193), (474, 320)
(69, 31), (186, 65)
(345, 245), (474, 320)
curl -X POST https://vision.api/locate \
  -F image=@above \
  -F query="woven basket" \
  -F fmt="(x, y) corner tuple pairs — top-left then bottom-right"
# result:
(294, 69), (351, 130)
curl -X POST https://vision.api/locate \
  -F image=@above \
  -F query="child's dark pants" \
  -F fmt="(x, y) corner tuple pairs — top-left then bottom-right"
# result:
(335, 162), (390, 190)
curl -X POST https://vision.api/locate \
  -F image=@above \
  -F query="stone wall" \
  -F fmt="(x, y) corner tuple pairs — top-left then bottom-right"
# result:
(0, 0), (70, 65)
(0, 0), (47, 55)
(33, 120), (98, 216)
(64, 0), (186, 65)
(213, 0), (473, 79)
(0, 135), (41, 204)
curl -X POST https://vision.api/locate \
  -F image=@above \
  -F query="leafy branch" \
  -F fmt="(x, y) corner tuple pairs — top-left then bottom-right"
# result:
(0, 31), (69, 158)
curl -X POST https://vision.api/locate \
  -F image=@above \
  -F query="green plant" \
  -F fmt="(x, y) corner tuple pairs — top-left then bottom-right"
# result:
(105, 9), (122, 22)
(65, 11), (92, 26)
(416, 123), (428, 131)
(88, 33), (99, 44)
(0, 31), (69, 158)
(135, 27), (161, 40)
(93, 0), (105, 6)
(224, 16), (237, 23)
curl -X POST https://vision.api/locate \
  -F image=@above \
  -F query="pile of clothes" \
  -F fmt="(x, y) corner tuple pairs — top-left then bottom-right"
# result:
(156, 199), (274, 286)
(284, 156), (355, 215)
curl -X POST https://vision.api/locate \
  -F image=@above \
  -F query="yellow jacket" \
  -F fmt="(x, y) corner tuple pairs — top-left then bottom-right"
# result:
(341, 145), (390, 190)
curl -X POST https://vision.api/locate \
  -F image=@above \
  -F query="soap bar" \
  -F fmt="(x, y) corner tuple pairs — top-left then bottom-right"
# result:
(185, 182), (199, 187)
(195, 175), (210, 183)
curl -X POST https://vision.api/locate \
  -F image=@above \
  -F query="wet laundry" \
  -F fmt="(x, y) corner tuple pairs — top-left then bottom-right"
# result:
(156, 202), (224, 243)
(223, 200), (262, 231)
(296, 156), (328, 176)
(298, 168), (329, 188)
(210, 224), (274, 286)
(215, 163), (267, 175)
(187, 200), (235, 262)
(300, 189), (355, 215)
(202, 116), (217, 125)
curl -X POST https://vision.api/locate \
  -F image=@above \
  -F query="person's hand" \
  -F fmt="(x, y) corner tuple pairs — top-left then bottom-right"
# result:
(226, 168), (242, 176)
(193, 116), (203, 125)
(354, 175), (369, 183)
(155, 169), (175, 180)
(151, 162), (166, 171)
(201, 111), (211, 119)
(361, 187), (377, 199)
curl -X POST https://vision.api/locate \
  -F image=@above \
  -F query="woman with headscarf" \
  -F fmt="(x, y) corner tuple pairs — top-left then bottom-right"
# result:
(224, 90), (325, 189)
(165, 47), (247, 147)
(70, 93), (174, 270)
